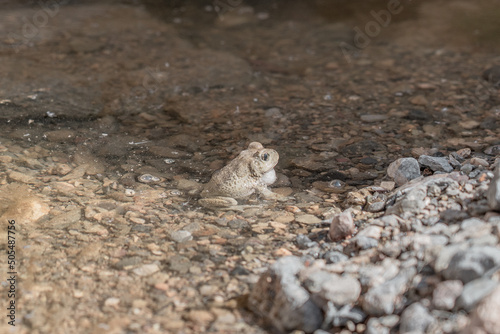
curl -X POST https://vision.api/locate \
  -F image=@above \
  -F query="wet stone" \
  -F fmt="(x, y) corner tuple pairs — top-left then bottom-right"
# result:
(168, 255), (191, 274)
(365, 317), (396, 334)
(460, 163), (475, 174)
(482, 65), (500, 86)
(137, 174), (162, 184)
(405, 109), (430, 121)
(132, 263), (160, 277)
(8, 171), (36, 184)
(227, 219), (250, 230)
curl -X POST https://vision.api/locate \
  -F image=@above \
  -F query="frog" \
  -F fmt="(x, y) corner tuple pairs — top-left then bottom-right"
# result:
(199, 142), (283, 209)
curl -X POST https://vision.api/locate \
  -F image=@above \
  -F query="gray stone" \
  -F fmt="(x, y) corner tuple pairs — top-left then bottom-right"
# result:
(418, 155), (453, 173)
(442, 246), (500, 283)
(399, 302), (434, 334)
(462, 285), (500, 334)
(297, 234), (319, 249)
(386, 185), (427, 216)
(365, 318), (390, 334)
(460, 163), (474, 174)
(358, 260), (400, 288)
(355, 236), (378, 250)
(432, 243), (469, 273)
(168, 255), (191, 274)
(356, 225), (383, 240)
(460, 218), (486, 230)
(169, 230), (193, 243)
(248, 256), (323, 333)
(432, 280), (463, 310)
(456, 278), (499, 311)
(487, 166), (500, 211)
(303, 270), (361, 307)
(323, 251), (348, 264)
(322, 303), (366, 328)
(387, 157), (421, 186)
(362, 267), (417, 316)
(365, 316), (399, 334)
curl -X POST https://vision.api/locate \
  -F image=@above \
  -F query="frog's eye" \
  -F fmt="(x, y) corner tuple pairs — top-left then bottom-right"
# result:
(262, 153), (269, 161)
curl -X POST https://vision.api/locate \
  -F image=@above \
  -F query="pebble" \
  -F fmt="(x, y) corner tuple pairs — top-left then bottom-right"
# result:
(399, 302), (434, 334)
(360, 114), (389, 122)
(176, 178), (203, 192)
(169, 230), (193, 243)
(296, 214), (322, 225)
(8, 171), (36, 184)
(323, 251), (348, 264)
(456, 278), (499, 311)
(418, 155), (453, 173)
(132, 263), (160, 276)
(248, 256), (323, 333)
(296, 234), (318, 249)
(362, 267), (416, 316)
(463, 285), (500, 334)
(137, 174), (162, 184)
(409, 95), (429, 105)
(46, 209), (82, 229)
(187, 310), (215, 325)
(380, 181), (395, 191)
(442, 246), (500, 283)
(303, 270), (361, 306)
(329, 210), (355, 241)
(482, 65), (500, 86)
(487, 166), (500, 211)
(432, 280), (463, 310)
(365, 318), (390, 334)
(470, 157), (489, 167)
